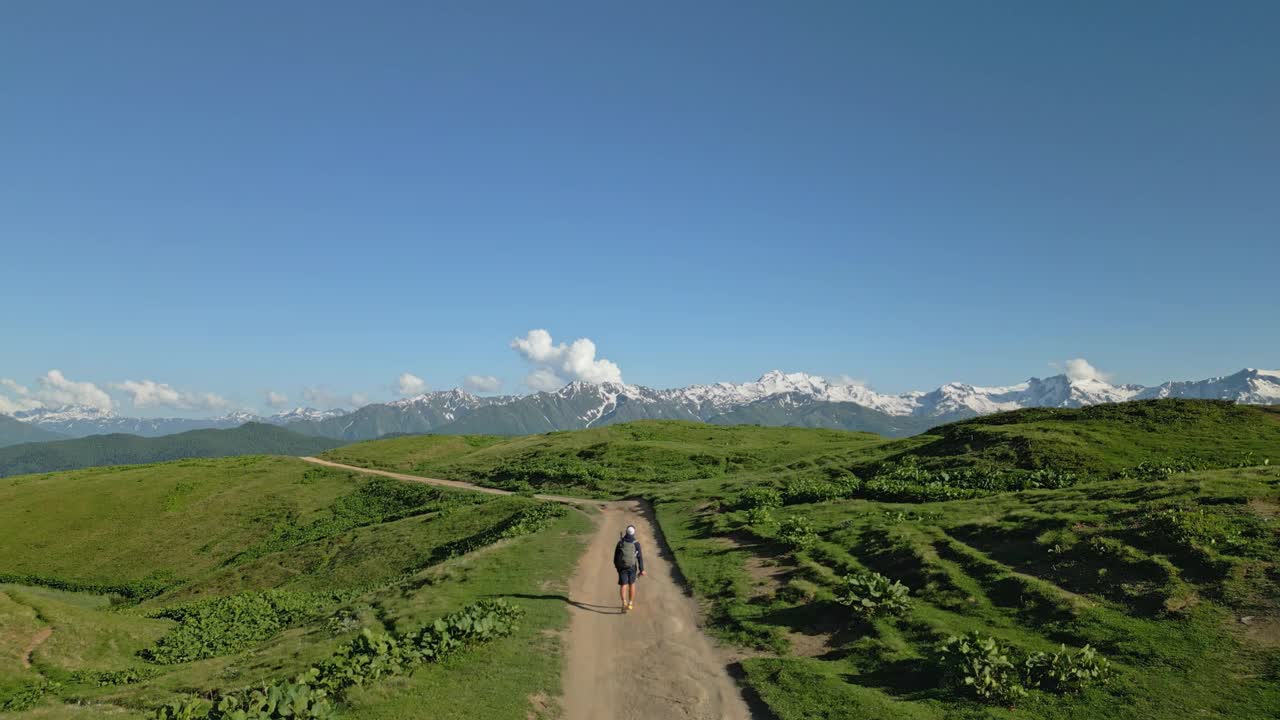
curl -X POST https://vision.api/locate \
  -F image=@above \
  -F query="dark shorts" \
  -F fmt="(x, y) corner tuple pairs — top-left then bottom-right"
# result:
(617, 567), (638, 585)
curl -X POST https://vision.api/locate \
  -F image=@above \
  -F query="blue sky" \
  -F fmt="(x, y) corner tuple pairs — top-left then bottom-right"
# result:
(2, 2), (1277, 416)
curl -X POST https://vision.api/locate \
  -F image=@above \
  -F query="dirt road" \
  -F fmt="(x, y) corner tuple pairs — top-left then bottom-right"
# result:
(563, 500), (751, 720)
(299, 457), (754, 720)
(298, 457), (594, 505)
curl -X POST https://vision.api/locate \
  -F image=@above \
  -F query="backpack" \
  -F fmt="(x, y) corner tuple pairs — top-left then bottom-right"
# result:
(614, 538), (638, 570)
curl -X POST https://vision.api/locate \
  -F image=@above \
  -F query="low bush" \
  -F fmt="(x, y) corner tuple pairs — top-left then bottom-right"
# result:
(1140, 503), (1274, 558)
(834, 571), (911, 619)
(145, 590), (346, 664)
(150, 599), (523, 720)
(736, 486), (782, 511)
(936, 632), (1027, 704)
(937, 632), (1114, 704)
(1023, 644), (1113, 693)
(777, 515), (819, 550)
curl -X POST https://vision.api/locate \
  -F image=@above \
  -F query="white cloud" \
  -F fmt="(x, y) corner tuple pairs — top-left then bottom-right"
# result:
(827, 374), (869, 388)
(349, 393), (369, 407)
(463, 375), (502, 393)
(38, 370), (114, 411)
(1063, 358), (1111, 383)
(112, 379), (229, 412)
(0, 379), (43, 414)
(265, 391), (290, 409)
(396, 372), (427, 397)
(510, 329), (623, 390)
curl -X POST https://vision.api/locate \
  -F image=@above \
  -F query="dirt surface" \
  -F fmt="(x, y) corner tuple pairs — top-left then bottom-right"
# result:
(303, 458), (754, 719)
(22, 626), (52, 669)
(563, 501), (751, 720)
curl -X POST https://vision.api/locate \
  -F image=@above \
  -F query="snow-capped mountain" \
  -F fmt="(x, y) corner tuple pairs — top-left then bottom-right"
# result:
(11, 406), (235, 438)
(1135, 368), (1280, 404)
(9, 405), (349, 438)
(5, 368), (1276, 441)
(263, 407), (349, 425)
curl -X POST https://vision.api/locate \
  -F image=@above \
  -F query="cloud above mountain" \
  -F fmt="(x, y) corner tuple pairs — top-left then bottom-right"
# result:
(0, 379), (44, 414)
(112, 379), (229, 411)
(464, 375), (502, 393)
(265, 391), (290, 409)
(1062, 358), (1111, 383)
(396, 373), (427, 397)
(511, 329), (623, 390)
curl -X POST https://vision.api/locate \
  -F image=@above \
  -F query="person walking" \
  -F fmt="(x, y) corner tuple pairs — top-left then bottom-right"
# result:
(613, 525), (646, 613)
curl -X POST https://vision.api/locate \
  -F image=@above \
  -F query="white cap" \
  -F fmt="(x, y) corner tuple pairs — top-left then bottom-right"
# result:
(625, 525), (636, 536)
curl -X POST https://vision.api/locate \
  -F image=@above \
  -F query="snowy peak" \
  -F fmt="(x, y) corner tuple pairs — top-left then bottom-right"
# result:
(265, 407), (349, 424)
(1137, 368), (1280, 404)
(14, 405), (117, 423)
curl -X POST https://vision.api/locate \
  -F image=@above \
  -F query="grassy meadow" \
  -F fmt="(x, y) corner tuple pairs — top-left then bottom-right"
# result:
(324, 399), (1280, 719)
(1, 399), (1277, 719)
(0, 455), (592, 718)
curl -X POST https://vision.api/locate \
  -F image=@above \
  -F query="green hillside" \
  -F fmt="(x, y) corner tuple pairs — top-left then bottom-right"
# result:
(0, 455), (591, 717)
(0, 415), (64, 449)
(323, 400), (1280, 720)
(321, 421), (890, 496)
(875, 400), (1280, 473)
(0, 423), (344, 478)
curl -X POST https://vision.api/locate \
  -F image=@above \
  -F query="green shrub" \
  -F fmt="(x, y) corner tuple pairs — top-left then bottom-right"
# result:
(1024, 644), (1113, 693)
(145, 590), (345, 664)
(744, 506), (775, 528)
(149, 599), (524, 720)
(834, 571), (911, 618)
(936, 633), (1027, 704)
(777, 515), (818, 550)
(0, 681), (61, 712)
(1141, 503), (1274, 558)
(736, 486), (783, 511)
(781, 477), (845, 505)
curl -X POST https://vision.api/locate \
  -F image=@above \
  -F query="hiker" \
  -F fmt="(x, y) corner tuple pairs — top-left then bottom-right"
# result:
(613, 524), (646, 612)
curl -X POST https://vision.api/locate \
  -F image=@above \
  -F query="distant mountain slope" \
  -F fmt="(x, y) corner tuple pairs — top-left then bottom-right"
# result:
(704, 393), (941, 437)
(0, 413), (66, 448)
(7, 367), (1276, 441)
(10, 406), (349, 439)
(0, 423), (344, 477)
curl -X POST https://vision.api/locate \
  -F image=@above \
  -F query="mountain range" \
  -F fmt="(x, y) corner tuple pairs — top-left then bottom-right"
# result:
(4, 368), (1277, 443)
(0, 423), (344, 478)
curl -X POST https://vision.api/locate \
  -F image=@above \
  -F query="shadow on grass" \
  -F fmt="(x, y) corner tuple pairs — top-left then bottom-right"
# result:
(489, 592), (621, 615)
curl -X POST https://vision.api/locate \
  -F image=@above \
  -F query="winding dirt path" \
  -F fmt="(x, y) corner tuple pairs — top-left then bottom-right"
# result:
(300, 457), (753, 720)
(21, 626), (52, 669)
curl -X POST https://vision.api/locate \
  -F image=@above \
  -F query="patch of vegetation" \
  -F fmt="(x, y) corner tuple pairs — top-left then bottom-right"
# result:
(144, 591), (347, 664)
(150, 600), (524, 720)
(834, 571), (911, 619)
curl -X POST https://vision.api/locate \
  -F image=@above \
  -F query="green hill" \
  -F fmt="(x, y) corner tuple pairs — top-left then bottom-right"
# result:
(0, 414), (65, 448)
(321, 400), (1280, 497)
(0, 422), (344, 477)
(870, 399), (1280, 474)
(321, 400), (1280, 720)
(0, 455), (591, 717)
(321, 421), (891, 496)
